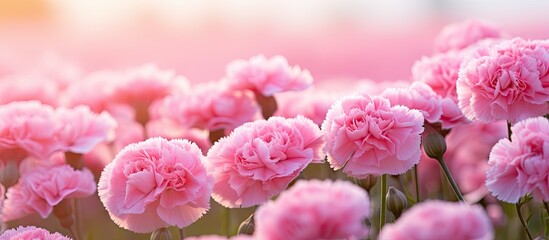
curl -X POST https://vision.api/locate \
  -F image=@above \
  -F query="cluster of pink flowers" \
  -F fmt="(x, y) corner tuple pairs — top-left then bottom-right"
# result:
(0, 226), (72, 240)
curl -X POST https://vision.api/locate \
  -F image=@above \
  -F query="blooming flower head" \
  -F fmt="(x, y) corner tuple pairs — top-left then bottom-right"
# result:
(98, 137), (213, 233)
(321, 95), (424, 177)
(0, 226), (72, 240)
(223, 55), (313, 96)
(2, 165), (96, 221)
(486, 117), (549, 203)
(55, 105), (117, 154)
(0, 101), (60, 161)
(275, 87), (342, 126)
(381, 82), (443, 123)
(412, 51), (465, 101)
(435, 19), (506, 53)
(457, 38), (549, 123)
(254, 179), (370, 240)
(379, 200), (493, 240)
(206, 116), (325, 208)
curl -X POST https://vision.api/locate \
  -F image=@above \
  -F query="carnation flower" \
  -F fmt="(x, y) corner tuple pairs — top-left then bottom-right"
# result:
(223, 55), (313, 96)
(0, 226), (72, 240)
(275, 87), (345, 126)
(2, 165), (96, 221)
(0, 74), (61, 106)
(379, 200), (493, 240)
(457, 38), (549, 123)
(381, 82), (443, 123)
(486, 117), (549, 203)
(254, 179), (370, 240)
(321, 95), (424, 177)
(435, 19), (506, 53)
(206, 116), (325, 208)
(98, 137), (213, 233)
(412, 51), (464, 101)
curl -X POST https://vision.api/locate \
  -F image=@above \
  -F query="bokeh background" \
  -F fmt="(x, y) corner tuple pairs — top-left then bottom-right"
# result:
(1, 0), (549, 238)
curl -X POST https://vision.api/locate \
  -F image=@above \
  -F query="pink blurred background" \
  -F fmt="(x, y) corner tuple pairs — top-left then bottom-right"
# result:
(1, 0), (549, 83)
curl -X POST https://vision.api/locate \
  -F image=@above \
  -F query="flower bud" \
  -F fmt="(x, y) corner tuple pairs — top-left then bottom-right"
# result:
(422, 124), (447, 159)
(150, 227), (172, 240)
(356, 175), (378, 192)
(237, 213), (255, 235)
(386, 187), (408, 219)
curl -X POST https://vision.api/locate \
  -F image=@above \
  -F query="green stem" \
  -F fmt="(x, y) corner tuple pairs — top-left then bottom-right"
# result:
(544, 202), (549, 219)
(380, 174), (387, 230)
(516, 203), (534, 240)
(414, 165), (420, 203)
(179, 228), (185, 240)
(221, 207), (230, 237)
(72, 199), (83, 240)
(436, 156), (465, 202)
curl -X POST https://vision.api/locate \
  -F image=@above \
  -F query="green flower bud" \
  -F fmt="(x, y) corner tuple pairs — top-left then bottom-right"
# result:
(237, 213), (255, 235)
(150, 227), (172, 240)
(356, 175), (378, 192)
(386, 187), (408, 219)
(422, 124), (447, 159)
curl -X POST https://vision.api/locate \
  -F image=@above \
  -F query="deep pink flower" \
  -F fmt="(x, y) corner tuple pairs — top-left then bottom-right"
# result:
(321, 95), (424, 177)
(206, 116), (325, 208)
(381, 82), (443, 123)
(435, 19), (506, 53)
(0, 101), (60, 160)
(2, 165), (96, 221)
(379, 200), (493, 240)
(224, 55), (313, 96)
(486, 117), (549, 203)
(152, 82), (259, 132)
(457, 38), (549, 123)
(98, 137), (213, 233)
(255, 179), (370, 240)
(55, 106), (117, 154)
(0, 226), (72, 240)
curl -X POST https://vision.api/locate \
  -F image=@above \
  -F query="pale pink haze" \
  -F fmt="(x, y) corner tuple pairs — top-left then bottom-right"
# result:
(206, 116), (325, 208)
(0, 101), (60, 161)
(55, 106), (117, 154)
(379, 200), (493, 240)
(434, 19), (506, 53)
(0, 74), (61, 106)
(223, 55), (313, 96)
(321, 95), (424, 177)
(0, 226), (72, 240)
(457, 38), (549, 123)
(486, 117), (549, 203)
(98, 137), (213, 233)
(255, 179), (370, 240)
(152, 81), (259, 132)
(381, 82), (443, 123)
(2, 165), (96, 221)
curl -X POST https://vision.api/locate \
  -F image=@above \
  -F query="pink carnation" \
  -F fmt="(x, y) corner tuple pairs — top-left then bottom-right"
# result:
(412, 51), (464, 101)
(275, 87), (343, 126)
(153, 82), (259, 132)
(381, 82), (443, 123)
(435, 19), (506, 53)
(486, 117), (549, 203)
(0, 226), (72, 240)
(224, 55), (313, 96)
(379, 200), (493, 240)
(438, 98), (469, 129)
(98, 137), (213, 233)
(3, 165), (96, 221)
(206, 116), (325, 208)
(61, 70), (120, 112)
(145, 118), (211, 154)
(55, 106), (117, 154)
(0, 101), (60, 160)
(0, 74), (61, 106)
(321, 95), (424, 177)
(457, 38), (549, 123)
(255, 179), (370, 240)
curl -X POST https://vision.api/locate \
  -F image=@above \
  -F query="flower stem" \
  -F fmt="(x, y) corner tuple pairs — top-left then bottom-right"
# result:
(379, 174), (387, 230)
(544, 202), (549, 219)
(516, 202), (534, 240)
(414, 165), (420, 203)
(72, 199), (83, 240)
(507, 121), (512, 139)
(179, 228), (185, 240)
(221, 207), (231, 237)
(436, 156), (465, 202)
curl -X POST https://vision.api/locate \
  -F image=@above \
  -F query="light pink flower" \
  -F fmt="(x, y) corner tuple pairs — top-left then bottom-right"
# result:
(439, 98), (469, 129)
(255, 179), (370, 240)
(98, 137), (213, 233)
(224, 55), (313, 96)
(146, 118), (211, 154)
(321, 95), (424, 177)
(206, 116), (325, 208)
(381, 82), (443, 123)
(0, 74), (61, 106)
(0, 101), (60, 160)
(55, 106), (117, 154)
(412, 51), (464, 101)
(0, 226), (72, 240)
(275, 87), (342, 126)
(486, 117), (549, 203)
(2, 165), (96, 221)
(435, 19), (506, 53)
(457, 38), (549, 123)
(61, 70), (120, 112)
(153, 82), (259, 132)
(379, 200), (493, 240)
